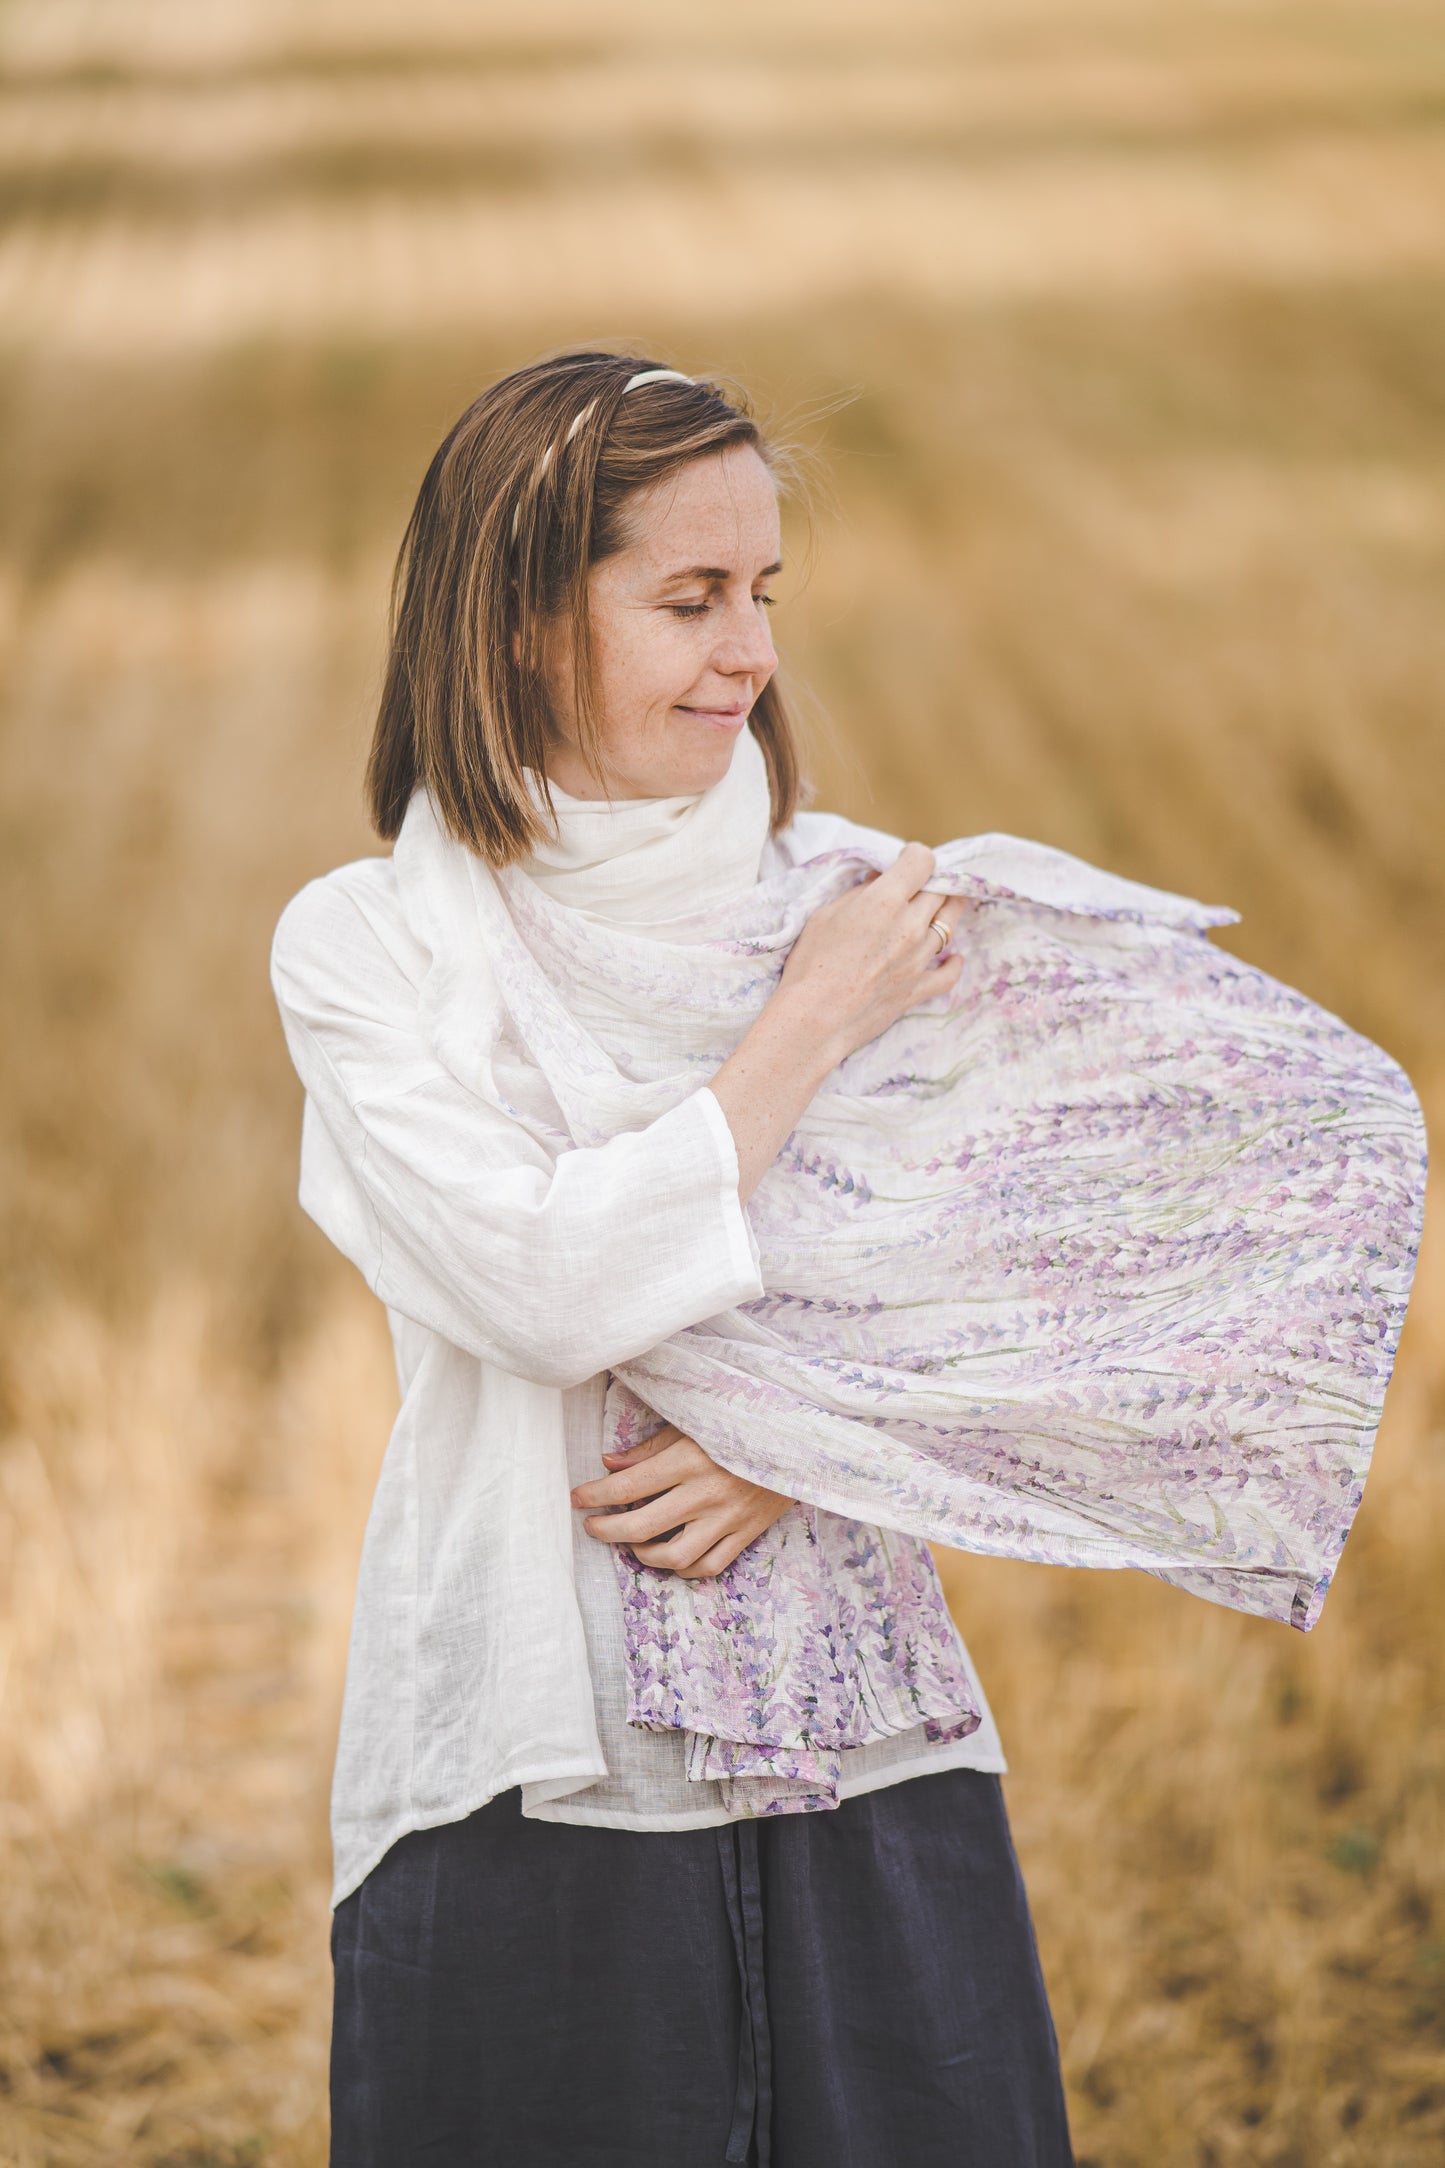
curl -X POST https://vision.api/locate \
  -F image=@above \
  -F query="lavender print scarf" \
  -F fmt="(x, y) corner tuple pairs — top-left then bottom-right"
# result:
(394, 731), (1426, 1816)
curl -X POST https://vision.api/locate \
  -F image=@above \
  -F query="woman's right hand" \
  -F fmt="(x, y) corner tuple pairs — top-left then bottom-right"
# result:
(776, 843), (965, 1070)
(709, 844), (965, 1205)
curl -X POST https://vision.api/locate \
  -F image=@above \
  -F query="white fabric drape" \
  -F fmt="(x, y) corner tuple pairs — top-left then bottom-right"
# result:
(380, 728), (1425, 1817)
(275, 725), (1425, 1873)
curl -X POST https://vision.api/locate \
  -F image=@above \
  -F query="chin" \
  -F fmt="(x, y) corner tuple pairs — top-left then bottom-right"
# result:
(613, 714), (746, 800)
(670, 719), (745, 792)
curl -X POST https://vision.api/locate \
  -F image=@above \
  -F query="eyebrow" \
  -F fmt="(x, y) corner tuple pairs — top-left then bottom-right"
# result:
(658, 561), (783, 586)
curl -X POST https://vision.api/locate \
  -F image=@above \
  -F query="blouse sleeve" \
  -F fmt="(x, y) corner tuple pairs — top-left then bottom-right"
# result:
(271, 867), (765, 1390)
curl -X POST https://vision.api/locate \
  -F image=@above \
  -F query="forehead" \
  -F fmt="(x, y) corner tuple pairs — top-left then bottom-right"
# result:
(621, 446), (779, 564)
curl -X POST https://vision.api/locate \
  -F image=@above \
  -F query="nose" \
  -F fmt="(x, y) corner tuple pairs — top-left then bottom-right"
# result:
(712, 591), (777, 684)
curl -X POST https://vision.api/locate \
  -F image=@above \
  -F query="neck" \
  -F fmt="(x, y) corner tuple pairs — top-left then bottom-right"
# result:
(542, 743), (717, 807)
(540, 744), (628, 802)
(518, 726), (773, 926)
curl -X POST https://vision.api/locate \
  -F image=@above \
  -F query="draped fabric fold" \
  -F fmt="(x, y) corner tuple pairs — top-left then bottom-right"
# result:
(393, 730), (1426, 1818)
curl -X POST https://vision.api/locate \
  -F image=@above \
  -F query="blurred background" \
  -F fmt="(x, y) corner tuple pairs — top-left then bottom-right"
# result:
(1, 0), (1443, 2160)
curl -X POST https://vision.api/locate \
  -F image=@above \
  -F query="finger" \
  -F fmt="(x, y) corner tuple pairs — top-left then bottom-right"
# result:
(571, 1443), (695, 1510)
(581, 1487), (713, 1545)
(915, 896), (966, 958)
(872, 840), (936, 901)
(600, 1422), (681, 1468)
(914, 954), (965, 1003)
(674, 1530), (754, 1580)
(908, 883), (965, 930)
(669, 1487), (793, 1573)
(632, 1511), (734, 1572)
(919, 893), (966, 935)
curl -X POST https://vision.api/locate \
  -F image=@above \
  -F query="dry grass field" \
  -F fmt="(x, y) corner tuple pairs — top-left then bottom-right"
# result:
(1, 0), (1443, 2161)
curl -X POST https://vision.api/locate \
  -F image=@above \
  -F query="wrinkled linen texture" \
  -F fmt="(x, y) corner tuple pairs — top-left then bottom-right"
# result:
(397, 734), (1426, 1821)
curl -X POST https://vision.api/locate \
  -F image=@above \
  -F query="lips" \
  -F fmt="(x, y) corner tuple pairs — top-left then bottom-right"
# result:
(678, 704), (747, 727)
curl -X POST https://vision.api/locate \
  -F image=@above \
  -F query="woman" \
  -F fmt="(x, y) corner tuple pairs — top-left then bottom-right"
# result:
(272, 351), (1421, 2165)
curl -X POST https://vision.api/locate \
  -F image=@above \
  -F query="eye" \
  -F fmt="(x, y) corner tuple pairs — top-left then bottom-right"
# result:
(754, 592), (776, 609)
(668, 602), (710, 620)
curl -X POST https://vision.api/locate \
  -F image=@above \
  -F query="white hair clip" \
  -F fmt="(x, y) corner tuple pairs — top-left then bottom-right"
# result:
(563, 396), (599, 444)
(622, 368), (695, 393)
(512, 371), (698, 540)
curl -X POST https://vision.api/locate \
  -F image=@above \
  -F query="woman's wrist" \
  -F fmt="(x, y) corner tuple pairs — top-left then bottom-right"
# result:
(753, 979), (849, 1088)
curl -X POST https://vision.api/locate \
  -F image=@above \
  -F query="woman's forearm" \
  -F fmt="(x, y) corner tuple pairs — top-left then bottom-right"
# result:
(709, 988), (844, 1204)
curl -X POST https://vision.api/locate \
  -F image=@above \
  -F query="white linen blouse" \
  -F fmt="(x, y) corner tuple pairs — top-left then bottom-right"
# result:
(272, 813), (1004, 1908)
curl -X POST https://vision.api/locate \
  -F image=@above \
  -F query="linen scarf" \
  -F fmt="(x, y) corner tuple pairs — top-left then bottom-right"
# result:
(394, 729), (1426, 1817)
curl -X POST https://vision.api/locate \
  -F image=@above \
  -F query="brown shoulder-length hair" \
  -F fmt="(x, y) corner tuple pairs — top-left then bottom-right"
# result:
(366, 348), (802, 863)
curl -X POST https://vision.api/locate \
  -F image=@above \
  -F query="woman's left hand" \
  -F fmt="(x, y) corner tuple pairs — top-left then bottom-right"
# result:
(571, 1425), (793, 1580)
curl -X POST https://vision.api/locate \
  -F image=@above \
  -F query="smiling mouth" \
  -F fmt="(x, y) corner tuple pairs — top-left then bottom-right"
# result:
(678, 704), (748, 723)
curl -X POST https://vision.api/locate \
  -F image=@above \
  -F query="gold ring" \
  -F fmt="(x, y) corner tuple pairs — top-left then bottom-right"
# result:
(929, 914), (950, 954)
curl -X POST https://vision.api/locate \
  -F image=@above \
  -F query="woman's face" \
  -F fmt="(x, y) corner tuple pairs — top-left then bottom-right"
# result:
(543, 443), (782, 801)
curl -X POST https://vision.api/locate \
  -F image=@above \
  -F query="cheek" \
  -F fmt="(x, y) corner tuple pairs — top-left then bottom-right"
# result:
(594, 619), (696, 728)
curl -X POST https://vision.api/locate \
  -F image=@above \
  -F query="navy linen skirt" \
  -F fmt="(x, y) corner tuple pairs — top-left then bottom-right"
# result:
(330, 1767), (1073, 2168)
